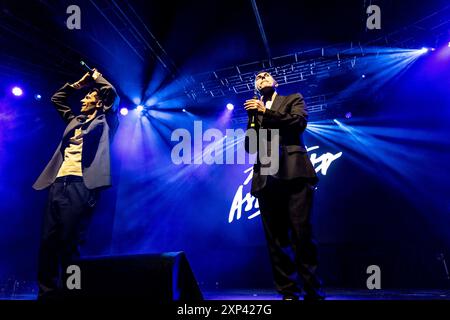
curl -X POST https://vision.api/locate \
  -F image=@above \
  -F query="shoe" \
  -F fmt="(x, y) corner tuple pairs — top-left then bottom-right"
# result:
(282, 294), (299, 300)
(303, 289), (326, 301)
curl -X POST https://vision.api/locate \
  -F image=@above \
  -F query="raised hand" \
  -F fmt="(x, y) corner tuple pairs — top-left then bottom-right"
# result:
(71, 71), (91, 89)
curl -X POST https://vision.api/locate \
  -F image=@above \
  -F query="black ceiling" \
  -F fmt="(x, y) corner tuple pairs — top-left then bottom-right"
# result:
(1, 0), (449, 103)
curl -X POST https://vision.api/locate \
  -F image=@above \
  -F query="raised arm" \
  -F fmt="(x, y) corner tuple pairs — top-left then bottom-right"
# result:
(51, 71), (94, 123)
(50, 84), (77, 124)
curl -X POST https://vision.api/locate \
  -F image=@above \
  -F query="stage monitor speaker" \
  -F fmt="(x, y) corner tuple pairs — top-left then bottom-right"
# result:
(64, 251), (203, 301)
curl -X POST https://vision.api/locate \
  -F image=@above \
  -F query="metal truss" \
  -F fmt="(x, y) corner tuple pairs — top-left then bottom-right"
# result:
(184, 48), (362, 101)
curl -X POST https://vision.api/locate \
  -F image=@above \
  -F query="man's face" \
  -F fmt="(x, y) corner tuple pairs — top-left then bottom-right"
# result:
(255, 72), (277, 91)
(80, 90), (99, 113)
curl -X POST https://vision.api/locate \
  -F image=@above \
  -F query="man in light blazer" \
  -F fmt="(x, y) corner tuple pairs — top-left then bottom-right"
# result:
(33, 68), (119, 299)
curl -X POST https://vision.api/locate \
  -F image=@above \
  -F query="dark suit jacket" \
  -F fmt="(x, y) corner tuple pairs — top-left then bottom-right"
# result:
(245, 93), (318, 196)
(33, 75), (119, 191)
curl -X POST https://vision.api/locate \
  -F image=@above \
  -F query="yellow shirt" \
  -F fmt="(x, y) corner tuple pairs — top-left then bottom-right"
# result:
(56, 127), (84, 177)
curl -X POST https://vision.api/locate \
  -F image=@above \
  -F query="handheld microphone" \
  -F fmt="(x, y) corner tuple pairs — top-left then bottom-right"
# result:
(249, 90), (259, 128)
(80, 60), (94, 74)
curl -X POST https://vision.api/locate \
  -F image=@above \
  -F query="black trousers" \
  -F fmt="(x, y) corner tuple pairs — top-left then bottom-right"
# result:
(37, 175), (98, 298)
(257, 177), (321, 296)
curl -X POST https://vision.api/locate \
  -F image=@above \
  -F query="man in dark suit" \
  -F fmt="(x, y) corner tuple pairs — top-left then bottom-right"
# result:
(33, 69), (119, 299)
(244, 71), (324, 300)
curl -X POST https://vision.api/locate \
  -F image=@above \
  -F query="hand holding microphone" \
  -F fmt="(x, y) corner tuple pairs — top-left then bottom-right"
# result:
(244, 91), (266, 128)
(71, 61), (101, 89)
(80, 61), (101, 79)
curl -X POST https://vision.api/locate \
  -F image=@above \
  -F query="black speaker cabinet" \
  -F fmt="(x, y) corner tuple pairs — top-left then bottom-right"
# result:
(64, 251), (203, 301)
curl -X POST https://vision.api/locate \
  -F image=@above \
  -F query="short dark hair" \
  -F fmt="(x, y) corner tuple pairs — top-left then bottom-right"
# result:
(87, 87), (100, 98)
(254, 70), (272, 78)
(85, 88), (105, 110)
(86, 87), (117, 111)
(87, 88), (105, 106)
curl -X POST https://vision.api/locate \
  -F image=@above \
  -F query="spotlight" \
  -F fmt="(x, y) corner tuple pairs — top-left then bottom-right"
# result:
(448, 42), (450, 48)
(182, 108), (187, 113)
(120, 107), (129, 116)
(419, 47), (429, 54)
(226, 103), (234, 111)
(431, 48), (436, 52)
(361, 74), (366, 79)
(12, 86), (23, 96)
(136, 105), (144, 112)
(34, 94), (42, 101)
(345, 112), (352, 119)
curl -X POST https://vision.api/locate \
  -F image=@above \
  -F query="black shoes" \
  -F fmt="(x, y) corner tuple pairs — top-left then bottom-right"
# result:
(281, 289), (326, 301)
(303, 289), (326, 301)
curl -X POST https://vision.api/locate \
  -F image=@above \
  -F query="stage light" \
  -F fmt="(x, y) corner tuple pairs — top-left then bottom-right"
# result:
(419, 47), (429, 54)
(34, 94), (42, 101)
(361, 74), (366, 79)
(430, 48), (436, 52)
(182, 108), (187, 113)
(345, 112), (352, 119)
(226, 103), (234, 111)
(136, 105), (144, 112)
(133, 97), (141, 104)
(12, 86), (23, 96)
(448, 42), (450, 48)
(120, 107), (129, 116)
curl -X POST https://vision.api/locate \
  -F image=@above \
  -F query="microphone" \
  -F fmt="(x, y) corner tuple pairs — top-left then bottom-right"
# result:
(80, 60), (94, 74)
(249, 90), (259, 128)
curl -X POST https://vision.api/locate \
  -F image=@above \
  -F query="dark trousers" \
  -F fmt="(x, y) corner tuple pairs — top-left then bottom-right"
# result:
(257, 177), (321, 296)
(37, 175), (98, 298)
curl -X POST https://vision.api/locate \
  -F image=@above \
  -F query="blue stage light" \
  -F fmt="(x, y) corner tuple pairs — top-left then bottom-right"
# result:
(34, 94), (42, 101)
(182, 108), (187, 113)
(12, 86), (23, 96)
(133, 97), (141, 104)
(120, 107), (129, 116)
(226, 103), (234, 111)
(136, 105), (144, 112)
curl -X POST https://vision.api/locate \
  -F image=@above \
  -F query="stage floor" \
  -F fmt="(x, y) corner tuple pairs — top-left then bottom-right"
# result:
(1, 288), (450, 301)
(203, 288), (450, 300)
